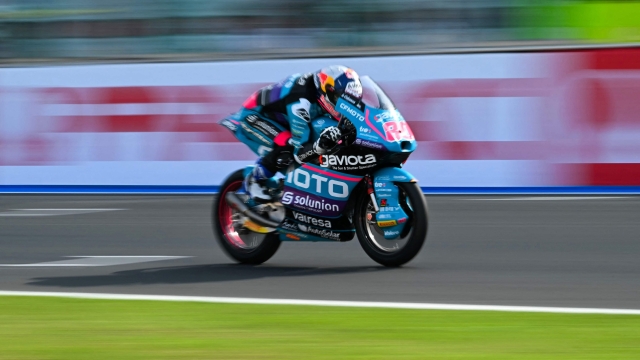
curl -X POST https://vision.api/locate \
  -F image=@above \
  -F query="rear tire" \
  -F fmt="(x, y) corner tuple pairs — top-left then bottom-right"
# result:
(354, 182), (428, 267)
(212, 169), (281, 264)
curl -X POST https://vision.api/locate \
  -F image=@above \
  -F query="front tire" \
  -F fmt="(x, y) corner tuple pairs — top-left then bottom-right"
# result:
(354, 182), (428, 267)
(212, 169), (281, 264)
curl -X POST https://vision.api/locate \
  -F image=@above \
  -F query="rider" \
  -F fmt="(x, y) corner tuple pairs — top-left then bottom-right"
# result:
(239, 65), (363, 202)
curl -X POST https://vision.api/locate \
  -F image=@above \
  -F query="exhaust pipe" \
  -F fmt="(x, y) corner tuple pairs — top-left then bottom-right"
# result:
(225, 192), (281, 229)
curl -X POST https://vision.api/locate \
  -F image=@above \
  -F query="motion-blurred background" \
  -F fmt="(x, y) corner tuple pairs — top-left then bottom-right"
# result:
(2, 0), (640, 61)
(1, 1), (640, 190)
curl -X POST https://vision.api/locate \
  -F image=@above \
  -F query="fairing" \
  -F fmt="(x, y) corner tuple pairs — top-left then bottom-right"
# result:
(372, 167), (417, 239)
(219, 76), (418, 242)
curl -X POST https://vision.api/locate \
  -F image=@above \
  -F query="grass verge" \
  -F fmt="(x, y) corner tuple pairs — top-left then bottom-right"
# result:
(1, 296), (639, 359)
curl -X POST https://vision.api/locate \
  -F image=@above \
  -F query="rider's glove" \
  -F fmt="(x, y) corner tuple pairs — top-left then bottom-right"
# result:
(314, 126), (342, 155)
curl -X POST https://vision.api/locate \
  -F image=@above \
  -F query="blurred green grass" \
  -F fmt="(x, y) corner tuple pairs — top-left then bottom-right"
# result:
(1, 296), (639, 359)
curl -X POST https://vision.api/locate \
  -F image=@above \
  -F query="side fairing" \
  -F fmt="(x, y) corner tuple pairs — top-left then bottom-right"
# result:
(219, 113), (273, 157)
(281, 164), (362, 219)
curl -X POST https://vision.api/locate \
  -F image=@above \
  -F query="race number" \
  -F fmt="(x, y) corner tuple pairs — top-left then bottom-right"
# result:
(383, 121), (414, 142)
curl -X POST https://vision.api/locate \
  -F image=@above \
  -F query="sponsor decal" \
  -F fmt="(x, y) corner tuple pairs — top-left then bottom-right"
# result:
(296, 223), (340, 240)
(293, 211), (332, 228)
(282, 191), (341, 214)
(380, 199), (388, 206)
(292, 99), (311, 122)
(286, 168), (350, 198)
(281, 191), (294, 204)
(384, 230), (400, 237)
(281, 188), (345, 217)
(377, 220), (397, 228)
(373, 182), (393, 191)
(374, 112), (395, 123)
(393, 175), (408, 181)
(354, 139), (386, 151)
(339, 102), (364, 121)
(358, 133), (381, 142)
(340, 95), (365, 110)
(377, 213), (392, 220)
(304, 227), (341, 241)
(398, 217), (407, 224)
(241, 122), (271, 145)
(380, 206), (401, 212)
(319, 154), (376, 170)
(342, 94), (356, 104)
(280, 219), (299, 232)
(294, 149), (315, 163)
(220, 119), (237, 132)
(246, 114), (259, 124)
(254, 120), (279, 137)
(316, 119), (325, 126)
(359, 126), (371, 134)
(345, 82), (362, 98)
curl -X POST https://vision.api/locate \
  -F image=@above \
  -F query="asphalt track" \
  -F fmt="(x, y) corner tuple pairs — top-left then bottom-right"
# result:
(1, 195), (639, 309)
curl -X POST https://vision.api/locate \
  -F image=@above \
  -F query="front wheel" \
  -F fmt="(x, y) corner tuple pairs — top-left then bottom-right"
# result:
(212, 169), (281, 264)
(354, 182), (428, 267)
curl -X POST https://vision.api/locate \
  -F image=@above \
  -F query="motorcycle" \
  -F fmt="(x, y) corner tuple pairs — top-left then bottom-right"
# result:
(214, 76), (428, 267)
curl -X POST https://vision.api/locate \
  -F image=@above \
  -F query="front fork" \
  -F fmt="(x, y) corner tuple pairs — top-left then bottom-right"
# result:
(366, 176), (380, 213)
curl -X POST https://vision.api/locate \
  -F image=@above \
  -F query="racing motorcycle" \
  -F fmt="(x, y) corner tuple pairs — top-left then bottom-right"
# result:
(214, 76), (428, 267)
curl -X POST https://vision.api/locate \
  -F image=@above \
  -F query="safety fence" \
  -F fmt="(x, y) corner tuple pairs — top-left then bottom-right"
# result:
(1, 47), (639, 192)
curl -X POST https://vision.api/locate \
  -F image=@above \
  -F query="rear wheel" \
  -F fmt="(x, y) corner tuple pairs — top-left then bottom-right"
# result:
(212, 169), (281, 264)
(354, 182), (428, 267)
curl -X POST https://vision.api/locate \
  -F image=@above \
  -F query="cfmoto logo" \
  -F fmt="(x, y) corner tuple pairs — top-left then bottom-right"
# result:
(339, 103), (364, 121)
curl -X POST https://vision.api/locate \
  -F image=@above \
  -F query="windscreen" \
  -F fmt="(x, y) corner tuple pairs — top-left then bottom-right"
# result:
(360, 76), (396, 110)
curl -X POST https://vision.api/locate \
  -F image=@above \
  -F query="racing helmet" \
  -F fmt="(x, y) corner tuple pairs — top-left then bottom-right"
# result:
(314, 65), (363, 121)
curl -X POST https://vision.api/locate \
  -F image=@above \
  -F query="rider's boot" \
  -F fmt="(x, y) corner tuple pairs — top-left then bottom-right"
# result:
(244, 161), (274, 203)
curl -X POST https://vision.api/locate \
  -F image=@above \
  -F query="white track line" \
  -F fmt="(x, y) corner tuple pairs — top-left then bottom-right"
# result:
(0, 291), (638, 315)
(0, 209), (125, 217)
(462, 197), (630, 201)
(0, 256), (189, 267)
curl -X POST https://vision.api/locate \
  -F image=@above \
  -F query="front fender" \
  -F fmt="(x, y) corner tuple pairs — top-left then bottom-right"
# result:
(372, 167), (417, 183)
(371, 167), (416, 239)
